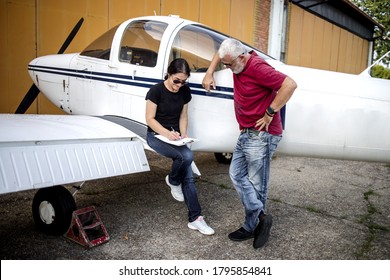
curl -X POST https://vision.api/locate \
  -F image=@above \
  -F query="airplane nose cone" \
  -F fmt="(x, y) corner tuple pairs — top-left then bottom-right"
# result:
(28, 57), (41, 84)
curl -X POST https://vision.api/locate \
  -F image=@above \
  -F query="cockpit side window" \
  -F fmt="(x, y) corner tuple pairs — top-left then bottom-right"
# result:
(170, 25), (225, 73)
(80, 25), (119, 60)
(170, 24), (273, 73)
(118, 20), (168, 67)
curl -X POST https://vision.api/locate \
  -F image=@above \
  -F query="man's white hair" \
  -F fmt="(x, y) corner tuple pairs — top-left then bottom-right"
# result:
(218, 38), (247, 58)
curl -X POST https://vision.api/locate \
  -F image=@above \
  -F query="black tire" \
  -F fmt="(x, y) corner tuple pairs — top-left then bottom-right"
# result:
(32, 185), (77, 235)
(214, 152), (233, 164)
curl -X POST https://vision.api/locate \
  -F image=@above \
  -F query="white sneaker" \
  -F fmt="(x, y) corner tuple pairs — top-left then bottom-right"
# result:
(188, 216), (215, 235)
(165, 175), (184, 202)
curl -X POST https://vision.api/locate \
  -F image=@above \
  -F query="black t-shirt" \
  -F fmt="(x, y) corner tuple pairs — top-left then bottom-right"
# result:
(145, 82), (192, 133)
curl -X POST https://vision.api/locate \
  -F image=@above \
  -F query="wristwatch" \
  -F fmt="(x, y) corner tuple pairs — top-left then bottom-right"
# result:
(267, 106), (275, 115)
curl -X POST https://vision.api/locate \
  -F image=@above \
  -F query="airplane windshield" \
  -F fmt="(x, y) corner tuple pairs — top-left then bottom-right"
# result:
(80, 25), (119, 60)
(170, 24), (275, 73)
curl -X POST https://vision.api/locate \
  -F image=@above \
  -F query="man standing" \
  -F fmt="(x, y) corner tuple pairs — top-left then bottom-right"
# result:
(202, 38), (297, 248)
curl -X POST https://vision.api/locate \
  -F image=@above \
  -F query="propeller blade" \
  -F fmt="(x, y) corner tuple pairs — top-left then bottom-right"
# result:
(15, 84), (41, 114)
(57, 17), (84, 54)
(15, 17), (84, 114)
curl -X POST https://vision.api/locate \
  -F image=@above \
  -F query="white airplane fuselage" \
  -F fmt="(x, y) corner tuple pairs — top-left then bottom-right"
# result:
(28, 16), (390, 163)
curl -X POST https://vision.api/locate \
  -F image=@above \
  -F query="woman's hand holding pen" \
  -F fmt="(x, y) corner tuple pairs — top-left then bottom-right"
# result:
(168, 127), (182, 141)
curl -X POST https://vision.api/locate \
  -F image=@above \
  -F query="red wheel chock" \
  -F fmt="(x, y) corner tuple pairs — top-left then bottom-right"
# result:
(64, 206), (110, 248)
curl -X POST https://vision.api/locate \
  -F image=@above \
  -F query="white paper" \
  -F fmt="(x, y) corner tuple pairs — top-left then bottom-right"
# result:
(155, 134), (199, 146)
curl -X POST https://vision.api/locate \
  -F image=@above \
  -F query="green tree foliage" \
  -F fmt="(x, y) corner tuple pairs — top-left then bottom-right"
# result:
(351, 0), (390, 64)
(371, 65), (390, 79)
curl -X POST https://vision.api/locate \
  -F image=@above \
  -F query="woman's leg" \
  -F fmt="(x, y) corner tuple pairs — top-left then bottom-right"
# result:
(147, 132), (201, 219)
(181, 164), (202, 222)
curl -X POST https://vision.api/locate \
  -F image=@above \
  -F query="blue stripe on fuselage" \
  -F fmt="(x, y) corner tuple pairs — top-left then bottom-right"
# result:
(28, 64), (234, 98)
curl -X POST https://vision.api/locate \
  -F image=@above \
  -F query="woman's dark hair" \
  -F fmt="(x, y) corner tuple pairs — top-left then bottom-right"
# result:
(164, 58), (191, 80)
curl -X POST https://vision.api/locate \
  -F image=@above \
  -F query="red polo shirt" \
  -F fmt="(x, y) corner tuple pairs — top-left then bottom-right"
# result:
(233, 51), (287, 135)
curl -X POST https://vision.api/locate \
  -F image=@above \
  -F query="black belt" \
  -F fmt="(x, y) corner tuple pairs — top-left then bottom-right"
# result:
(241, 128), (261, 136)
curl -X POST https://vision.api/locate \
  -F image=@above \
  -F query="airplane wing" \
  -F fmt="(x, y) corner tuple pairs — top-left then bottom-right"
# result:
(0, 114), (150, 195)
(97, 115), (150, 149)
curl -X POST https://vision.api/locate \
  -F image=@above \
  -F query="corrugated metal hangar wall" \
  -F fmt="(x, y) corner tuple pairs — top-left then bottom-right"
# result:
(287, 0), (374, 74)
(0, 0), (376, 114)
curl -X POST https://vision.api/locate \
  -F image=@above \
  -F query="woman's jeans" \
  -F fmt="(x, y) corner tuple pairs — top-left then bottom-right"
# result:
(147, 131), (201, 222)
(229, 130), (281, 233)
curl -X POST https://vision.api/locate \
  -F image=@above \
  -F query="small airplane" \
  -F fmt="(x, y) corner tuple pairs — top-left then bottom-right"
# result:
(1, 15), (389, 235)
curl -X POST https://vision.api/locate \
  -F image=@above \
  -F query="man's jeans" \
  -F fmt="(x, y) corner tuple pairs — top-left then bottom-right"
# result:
(229, 130), (281, 233)
(147, 131), (201, 222)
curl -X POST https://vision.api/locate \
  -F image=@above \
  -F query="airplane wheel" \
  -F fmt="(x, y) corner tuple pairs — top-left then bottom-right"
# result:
(214, 152), (233, 164)
(32, 185), (77, 235)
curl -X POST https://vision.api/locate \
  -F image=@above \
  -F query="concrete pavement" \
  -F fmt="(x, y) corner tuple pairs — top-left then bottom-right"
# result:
(0, 151), (389, 260)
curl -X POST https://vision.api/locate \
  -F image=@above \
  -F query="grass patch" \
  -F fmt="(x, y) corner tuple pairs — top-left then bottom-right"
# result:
(371, 223), (389, 232)
(306, 206), (322, 213)
(356, 189), (388, 259)
(272, 198), (282, 203)
(218, 183), (231, 189)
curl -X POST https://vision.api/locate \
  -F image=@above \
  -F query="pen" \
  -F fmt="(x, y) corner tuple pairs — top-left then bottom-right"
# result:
(171, 127), (181, 139)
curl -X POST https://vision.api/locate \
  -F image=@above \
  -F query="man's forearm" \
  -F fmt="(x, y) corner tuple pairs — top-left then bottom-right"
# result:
(206, 52), (221, 75)
(269, 77), (297, 112)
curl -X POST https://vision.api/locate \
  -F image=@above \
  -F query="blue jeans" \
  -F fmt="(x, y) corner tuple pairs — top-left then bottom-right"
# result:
(146, 131), (201, 222)
(229, 130), (281, 233)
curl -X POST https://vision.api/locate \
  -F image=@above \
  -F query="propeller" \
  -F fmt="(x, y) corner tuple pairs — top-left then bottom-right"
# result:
(15, 17), (84, 114)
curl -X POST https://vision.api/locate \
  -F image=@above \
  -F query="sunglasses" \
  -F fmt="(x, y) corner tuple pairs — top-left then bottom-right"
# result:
(172, 79), (187, 85)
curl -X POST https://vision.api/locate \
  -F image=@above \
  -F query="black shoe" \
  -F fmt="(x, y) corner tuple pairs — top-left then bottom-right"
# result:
(228, 227), (254, 241)
(253, 213), (273, 249)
